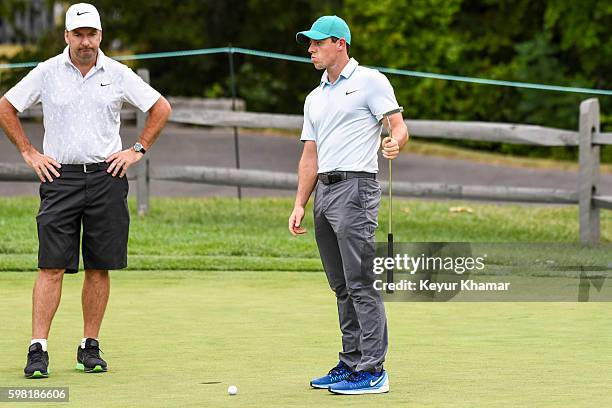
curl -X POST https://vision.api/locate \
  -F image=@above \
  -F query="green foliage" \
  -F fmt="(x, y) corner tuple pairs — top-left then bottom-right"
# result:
(342, 0), (611, 158)
(204, 82), (225, 98)
(0, 0), (26, 39)
(84, 0), (337, 105)
(2, 0), (611, 158)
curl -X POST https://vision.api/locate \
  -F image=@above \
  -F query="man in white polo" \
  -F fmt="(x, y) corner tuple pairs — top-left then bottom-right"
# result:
(0, 3), (171, 378)
(288, 15), (408, 394)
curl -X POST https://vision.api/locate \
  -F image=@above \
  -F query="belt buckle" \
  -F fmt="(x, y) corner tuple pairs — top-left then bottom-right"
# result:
(83, 164), (94, 173)
(320, 174), (330, 185)
(329, 173), (342, 184)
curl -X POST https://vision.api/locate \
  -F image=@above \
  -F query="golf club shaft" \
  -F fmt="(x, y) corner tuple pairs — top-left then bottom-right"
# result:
(386, 116), (394, 293)
(387, 232), (394, 293)
(389, 157), (392, 235)
(386, 116), (393, 236)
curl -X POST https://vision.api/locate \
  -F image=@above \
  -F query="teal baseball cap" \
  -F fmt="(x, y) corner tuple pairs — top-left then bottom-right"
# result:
(296, 15), (351, 45)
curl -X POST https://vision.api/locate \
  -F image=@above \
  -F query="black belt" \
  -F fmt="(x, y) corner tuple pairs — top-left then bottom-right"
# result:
(318, 171), (376, 185)
(60, 162), (109, 173)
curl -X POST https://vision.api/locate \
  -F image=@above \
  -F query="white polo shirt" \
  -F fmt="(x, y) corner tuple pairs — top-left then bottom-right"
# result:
(300, 58), (399, 174)
(4, 46), (161, 164)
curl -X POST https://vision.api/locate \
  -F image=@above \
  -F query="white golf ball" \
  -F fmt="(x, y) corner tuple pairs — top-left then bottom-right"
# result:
(228, 385), (238, 395)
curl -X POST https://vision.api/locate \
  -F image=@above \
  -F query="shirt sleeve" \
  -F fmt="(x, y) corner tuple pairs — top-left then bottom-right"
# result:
(300, 96), (316, 142)
(367, 71), (400, 122)
(4, 64), (44, 113)
(121, 66), (162, 112)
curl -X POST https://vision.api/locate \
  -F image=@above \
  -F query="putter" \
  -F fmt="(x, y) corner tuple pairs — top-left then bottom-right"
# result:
(382, 107), (404, 294)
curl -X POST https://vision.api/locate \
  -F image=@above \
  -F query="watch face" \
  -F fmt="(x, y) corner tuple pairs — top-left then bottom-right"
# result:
(134, 143), (143, 152)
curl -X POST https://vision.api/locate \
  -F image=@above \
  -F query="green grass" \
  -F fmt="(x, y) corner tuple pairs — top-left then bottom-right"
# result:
(0, 197), (610, 271)
(1, 198), (611, 406)
(0, 271), (611, 407)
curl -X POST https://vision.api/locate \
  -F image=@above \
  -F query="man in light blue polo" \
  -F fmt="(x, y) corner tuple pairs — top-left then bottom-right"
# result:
(288, 15), (408, 394)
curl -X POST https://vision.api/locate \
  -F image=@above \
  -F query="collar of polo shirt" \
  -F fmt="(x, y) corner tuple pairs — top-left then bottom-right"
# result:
(320, 58), (359, 86)
(61, 46), (106, 71)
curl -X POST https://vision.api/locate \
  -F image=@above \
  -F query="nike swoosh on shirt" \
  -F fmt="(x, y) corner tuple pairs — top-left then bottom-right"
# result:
(76, 11), (91, 16)
(345, 89), (359, 95)
(100, 83), (112, 87)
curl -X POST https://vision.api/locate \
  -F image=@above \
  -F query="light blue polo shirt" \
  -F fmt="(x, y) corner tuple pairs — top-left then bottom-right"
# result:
(300, 58), (399, 174)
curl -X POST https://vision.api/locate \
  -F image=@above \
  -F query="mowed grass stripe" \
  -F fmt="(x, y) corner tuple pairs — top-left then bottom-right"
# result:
(1, 270), (611, 407)
(1, 197), (610, 272)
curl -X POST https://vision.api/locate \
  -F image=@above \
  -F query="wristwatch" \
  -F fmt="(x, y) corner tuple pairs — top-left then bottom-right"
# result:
(133, 142), (146, 155)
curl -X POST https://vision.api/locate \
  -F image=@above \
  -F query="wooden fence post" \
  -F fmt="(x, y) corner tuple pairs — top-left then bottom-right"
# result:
(136, 68), (150, 216)
(578, 98), (600, 244)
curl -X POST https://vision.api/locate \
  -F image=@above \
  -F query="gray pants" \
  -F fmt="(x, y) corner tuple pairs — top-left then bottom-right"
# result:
(314, 177), (388, 372)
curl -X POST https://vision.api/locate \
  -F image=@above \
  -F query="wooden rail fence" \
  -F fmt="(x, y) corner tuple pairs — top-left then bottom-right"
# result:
(1, 70), (610, 243)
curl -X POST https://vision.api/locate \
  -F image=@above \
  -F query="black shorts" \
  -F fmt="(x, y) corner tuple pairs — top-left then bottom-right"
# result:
(36, 163), (130, 274)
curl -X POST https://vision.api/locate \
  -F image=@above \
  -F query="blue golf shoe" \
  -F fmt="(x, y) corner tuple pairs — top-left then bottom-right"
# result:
(310, 361), (352, 389)
(328, 369), (389, 394)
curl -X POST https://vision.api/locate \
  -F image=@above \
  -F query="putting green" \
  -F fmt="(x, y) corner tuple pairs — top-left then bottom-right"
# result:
(1, 270), (611, 407)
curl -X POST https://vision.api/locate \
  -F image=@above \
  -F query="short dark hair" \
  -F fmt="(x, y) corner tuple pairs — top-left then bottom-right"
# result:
(331, 36), (350, 56)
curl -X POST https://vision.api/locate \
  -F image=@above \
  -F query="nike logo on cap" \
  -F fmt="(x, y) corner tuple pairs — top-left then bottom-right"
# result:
(76, 11), (91, 16)
(345, 89), (358, 95)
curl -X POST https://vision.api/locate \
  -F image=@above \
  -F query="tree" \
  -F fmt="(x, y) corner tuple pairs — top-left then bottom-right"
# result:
(2, 0), (610, 158)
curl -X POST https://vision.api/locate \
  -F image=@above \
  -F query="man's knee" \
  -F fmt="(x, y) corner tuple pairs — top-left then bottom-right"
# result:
(38, 268), (65, 282)
(85, 269), (108, 276)
(331, 282), (349, 300)
(345, 279), (380, 302)
(84, 269), (109, 282)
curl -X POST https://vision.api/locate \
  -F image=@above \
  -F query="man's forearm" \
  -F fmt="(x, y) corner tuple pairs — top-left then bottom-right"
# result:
(138, 97), (172, 149)
(295, 156), (318, 208)
(392, 122), (409, 150)
(0, 97), (33, 153)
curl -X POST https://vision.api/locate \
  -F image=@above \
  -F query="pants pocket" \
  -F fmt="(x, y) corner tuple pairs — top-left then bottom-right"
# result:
(358, 178), (381, 211)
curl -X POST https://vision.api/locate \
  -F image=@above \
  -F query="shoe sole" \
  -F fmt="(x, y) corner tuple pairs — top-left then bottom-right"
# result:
(328, 383), (390, 394)
(75, 363), (107, 373)
(311, 381), (340, 389)
(328, 377), (390, 395)
(25, 370), (49, 379)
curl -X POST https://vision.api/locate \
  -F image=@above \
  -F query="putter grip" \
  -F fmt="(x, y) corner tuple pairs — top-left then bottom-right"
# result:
(386, 233), (394, 294)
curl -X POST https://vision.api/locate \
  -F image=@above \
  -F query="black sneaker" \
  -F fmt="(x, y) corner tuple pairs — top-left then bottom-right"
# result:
(76, 338), (108, 373)
(24, 343), (49, 379)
